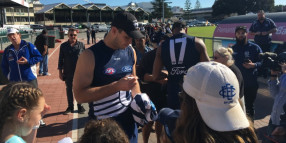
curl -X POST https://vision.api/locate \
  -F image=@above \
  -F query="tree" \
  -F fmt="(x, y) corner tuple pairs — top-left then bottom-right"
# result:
(184, 0), (191, 20)
(195, 0), (201, 9)
(151, 0), (173, 21)
(212, 0), (274, 18)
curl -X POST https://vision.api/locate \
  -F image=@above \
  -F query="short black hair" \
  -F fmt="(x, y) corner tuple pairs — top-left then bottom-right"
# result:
(172, 20), (186, 30)
(258, 10), (265, 14)
(42, 29), (47, 34)
(235, 26), (247, 33)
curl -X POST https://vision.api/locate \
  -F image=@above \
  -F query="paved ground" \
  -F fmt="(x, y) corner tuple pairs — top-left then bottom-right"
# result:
(0, 32), (276, 143)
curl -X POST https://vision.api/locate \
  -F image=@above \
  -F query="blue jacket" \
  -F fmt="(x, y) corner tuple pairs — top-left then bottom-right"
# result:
(232, 41), (262, 87)
(1, 40), (42, 82)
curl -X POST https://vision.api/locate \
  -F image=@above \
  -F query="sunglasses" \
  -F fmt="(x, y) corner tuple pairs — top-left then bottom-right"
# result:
(69, 34), (77, 37)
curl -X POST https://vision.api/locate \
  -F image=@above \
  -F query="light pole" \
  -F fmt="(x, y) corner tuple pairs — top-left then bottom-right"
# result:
(162, 0), (171, 23)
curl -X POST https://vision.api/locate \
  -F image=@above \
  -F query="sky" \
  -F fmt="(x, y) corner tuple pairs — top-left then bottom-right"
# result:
(40, 0), (286, 9)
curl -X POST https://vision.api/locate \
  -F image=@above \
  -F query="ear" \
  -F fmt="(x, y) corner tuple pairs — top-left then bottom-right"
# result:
(17, 108), (28, 122)
(111, 27), (117, 34)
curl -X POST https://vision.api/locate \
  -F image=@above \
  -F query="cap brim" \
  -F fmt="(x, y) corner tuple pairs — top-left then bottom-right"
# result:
(127, 30), (145, 39)
(196, 100), (249, 132)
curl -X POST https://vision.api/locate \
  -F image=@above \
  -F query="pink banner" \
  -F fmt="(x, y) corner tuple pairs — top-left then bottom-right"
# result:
(214, 22), (286, 42)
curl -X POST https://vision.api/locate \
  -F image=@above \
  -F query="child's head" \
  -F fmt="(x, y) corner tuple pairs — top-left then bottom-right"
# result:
(79, 119), (129, 143)
(0, 82), (45, 138)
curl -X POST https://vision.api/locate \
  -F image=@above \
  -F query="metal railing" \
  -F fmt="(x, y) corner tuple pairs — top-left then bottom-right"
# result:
(0, 29), (60, 50)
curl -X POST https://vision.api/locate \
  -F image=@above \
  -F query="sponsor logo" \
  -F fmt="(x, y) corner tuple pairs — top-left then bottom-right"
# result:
(219, 83), (236, 104)
(105, 68), (116, 75)
(122, 66), (132, 72)
(8, 53), (14, 61)
(170, 67), (187, 75)
(276, 26), (286, 35)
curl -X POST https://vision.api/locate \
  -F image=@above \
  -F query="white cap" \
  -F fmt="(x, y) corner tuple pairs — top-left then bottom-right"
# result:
(7, 28), (19, 35)
(182, 61), (249, 132)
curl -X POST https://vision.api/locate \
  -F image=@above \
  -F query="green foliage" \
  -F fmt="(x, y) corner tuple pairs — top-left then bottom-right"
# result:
(151, 0), (173, 20)
(184, 0), (191, 20)
(194, 0), (201, 9)
(212, 0), (274, 18)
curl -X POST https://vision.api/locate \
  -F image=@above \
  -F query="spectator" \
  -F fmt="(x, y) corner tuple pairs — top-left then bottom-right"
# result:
(58, 28), (86, 115)
(137, 33), (169, 143)
(232, 26), (262, 121)
(86, 28), (91, 45)
(1, 28), (42, 88)
(0, 82), (50, 143)
(134, 31), (152, 67)
(158, 62), (258, 143)
(73, 12), (144, 143)
(78, 119), (129, 143)
(34, 29), (51, 76)
(91, 27), (96, 44)
(267, 62), (286, 135)
(249, 10), (277, 52)
(152, 20), (210, 109)
(214, 47), (245, 112)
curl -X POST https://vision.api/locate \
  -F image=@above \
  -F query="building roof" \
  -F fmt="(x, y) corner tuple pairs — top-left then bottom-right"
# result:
(36, 3), (69, 13)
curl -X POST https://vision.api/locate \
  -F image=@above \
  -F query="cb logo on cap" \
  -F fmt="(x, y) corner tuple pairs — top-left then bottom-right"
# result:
(219, 83), (236, 104)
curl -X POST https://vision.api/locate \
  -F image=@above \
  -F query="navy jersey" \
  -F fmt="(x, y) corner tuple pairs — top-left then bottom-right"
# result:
(88, 40), (135, 119)
(161, 33), (200, 109)
(232, 41), (262, 87)
(249, 18), (277, 45)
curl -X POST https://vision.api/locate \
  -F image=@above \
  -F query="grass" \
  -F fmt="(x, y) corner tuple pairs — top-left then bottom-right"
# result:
(187, 26), (216, 57)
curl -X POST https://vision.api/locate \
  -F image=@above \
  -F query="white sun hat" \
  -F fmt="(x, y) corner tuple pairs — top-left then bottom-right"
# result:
(183, 61), (249, 132)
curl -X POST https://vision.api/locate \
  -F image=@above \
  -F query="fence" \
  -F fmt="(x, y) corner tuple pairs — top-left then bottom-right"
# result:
(0, 29), (60, 50)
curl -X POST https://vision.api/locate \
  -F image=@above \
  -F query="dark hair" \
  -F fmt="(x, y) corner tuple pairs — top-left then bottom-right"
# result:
(78, 119), (129, 143)
(68, 28), (77, 33)
(258, 10), (265, 14)
(42, 29), (48, 34)
(173, 91), (258, 143)
(0, 82), (43, 135)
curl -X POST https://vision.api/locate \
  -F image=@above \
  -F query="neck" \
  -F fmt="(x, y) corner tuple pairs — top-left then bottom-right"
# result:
(1, 123), (18, 142)
(69, 40), (77, 44)
(13, 43), (20, 50)
(103, 34), (117, 50)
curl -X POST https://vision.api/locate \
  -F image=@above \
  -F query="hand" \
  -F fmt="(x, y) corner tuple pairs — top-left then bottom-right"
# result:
(272, 126), (286, 136)
(157, 78), (168, 85)
(116, 75), (138, 91)
(59, 71), (64, 81)
(262, 31), (268, 36)
(17, 56), (28, 64)
(280, 63), (286, 74)
(243, 60), (255, 69)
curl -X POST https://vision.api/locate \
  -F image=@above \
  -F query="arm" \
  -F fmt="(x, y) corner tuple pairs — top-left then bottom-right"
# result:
(58, 45), (65, 81)
(27, 43), (43, 65)
(268, 70), (280, 98)
(195, 37), (210, 62)
(152, 46), (164, 80)
(73, 50), (138, 103)
(1, 49), (9, 77)
(131, 47), (141, 97)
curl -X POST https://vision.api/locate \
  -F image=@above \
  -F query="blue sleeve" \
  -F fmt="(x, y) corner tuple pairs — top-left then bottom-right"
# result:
(249, 22), (256, 32)
(268, 79), (279, 98)
(1, 48), (9, 77)
(254, 45), (263, 68)
(27, 43), (43, 65)
(269, 19), (277, 29)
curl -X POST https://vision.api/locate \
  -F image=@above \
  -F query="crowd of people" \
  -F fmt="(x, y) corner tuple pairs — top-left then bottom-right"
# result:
(1, 10), (286, 143)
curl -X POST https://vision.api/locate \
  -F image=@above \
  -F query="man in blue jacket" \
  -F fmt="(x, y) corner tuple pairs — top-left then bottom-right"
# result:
(1, 28), (42, 88)
(232, 26), (262, 121)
